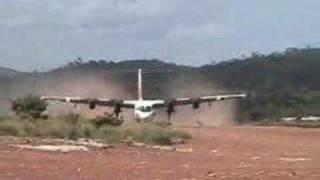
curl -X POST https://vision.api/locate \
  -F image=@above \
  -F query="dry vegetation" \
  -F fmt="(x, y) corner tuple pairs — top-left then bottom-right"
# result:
(0, 114), (191, 145)
(0, 95), (192, 145)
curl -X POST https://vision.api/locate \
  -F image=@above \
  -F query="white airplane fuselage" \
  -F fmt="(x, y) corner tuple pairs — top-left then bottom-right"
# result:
(124, 99), (164, 120)
(124, 68), (163, 120)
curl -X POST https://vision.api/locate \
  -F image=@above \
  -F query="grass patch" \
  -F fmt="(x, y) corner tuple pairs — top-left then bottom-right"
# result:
(130, 124), (192, 145)
(94, 126), (129, 143)
(0, 116), (191, 145)
(0, 120), (25, 136)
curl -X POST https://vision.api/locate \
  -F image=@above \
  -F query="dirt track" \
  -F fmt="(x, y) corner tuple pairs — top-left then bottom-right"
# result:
(0, 126), (319, 180)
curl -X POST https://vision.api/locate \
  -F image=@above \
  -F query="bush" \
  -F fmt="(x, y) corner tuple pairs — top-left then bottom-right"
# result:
(91, 113), (124, 128)
(11, 94), (47, 120)
(37, 120), (75, 139)
(94, 126), (128, 143)
(129, 123), (192, 145)
(36, 114), (89, 139)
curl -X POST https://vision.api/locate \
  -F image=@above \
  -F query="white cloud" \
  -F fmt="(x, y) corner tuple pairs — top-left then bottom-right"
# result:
(0, 0), (319, 70)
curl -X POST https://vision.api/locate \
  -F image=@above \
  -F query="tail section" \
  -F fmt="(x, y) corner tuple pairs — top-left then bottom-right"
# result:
(138, 68), (143, 100)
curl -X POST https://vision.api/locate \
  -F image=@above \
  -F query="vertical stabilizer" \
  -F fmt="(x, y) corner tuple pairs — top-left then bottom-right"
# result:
(138, 68), (143, 100)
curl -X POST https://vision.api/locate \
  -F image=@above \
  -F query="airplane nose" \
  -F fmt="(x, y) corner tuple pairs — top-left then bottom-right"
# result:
(136, 112), (154, 120)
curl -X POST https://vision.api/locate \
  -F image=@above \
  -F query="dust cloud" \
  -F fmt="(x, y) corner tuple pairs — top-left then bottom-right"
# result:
(2, 70), (241, 126)
(156, 73), (240, 127)
(41, 72), (135, 118)
(171, 101), (239, 127)
(5, 71), (135, 118)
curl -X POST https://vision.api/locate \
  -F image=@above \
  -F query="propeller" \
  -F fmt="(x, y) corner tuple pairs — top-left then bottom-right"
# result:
(166, 101), (175, 120)
(113, 103), (122, 118)
(73, 103), (78, 108)
(192, 99), (200, 109)
(88, 99), (97, 110)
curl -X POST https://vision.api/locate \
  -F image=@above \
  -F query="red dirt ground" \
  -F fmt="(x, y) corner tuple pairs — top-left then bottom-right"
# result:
(0, 126), (319, 180)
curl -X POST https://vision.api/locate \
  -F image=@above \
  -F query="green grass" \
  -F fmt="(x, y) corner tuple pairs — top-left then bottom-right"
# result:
(0, 116), (191, 145)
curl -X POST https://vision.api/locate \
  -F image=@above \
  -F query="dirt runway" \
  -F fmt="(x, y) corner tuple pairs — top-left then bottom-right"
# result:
(0, 126), (319, 180)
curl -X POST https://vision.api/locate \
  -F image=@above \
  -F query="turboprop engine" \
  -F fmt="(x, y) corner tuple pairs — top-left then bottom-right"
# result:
(192, 99), (200, 109)
(89, 99), (97, 110)
(166, 100), (176, 120)
(113, 102), (122, 117)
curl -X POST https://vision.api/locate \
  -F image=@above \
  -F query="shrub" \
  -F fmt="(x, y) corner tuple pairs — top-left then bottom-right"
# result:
(131, 123), (192, 145)
(91, 113), (124, 128)
(94, 126), (128, 143)
(37, 114), (88, 139)
(78, 121), (96, 138)
(36, 120), (72, 138)
(11, 94), (47, 120)
(22, 120), (39, 136)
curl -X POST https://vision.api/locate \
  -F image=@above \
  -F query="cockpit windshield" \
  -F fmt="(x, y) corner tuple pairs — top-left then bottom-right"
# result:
(137, 106), (152, 112)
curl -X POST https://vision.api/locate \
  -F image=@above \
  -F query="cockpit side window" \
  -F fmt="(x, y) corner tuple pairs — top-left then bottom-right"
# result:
(137, 106), (152, 112)
(145, 106), (152, 112)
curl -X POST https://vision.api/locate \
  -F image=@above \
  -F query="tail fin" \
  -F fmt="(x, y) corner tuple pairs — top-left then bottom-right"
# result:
(138, 68), (143, 100)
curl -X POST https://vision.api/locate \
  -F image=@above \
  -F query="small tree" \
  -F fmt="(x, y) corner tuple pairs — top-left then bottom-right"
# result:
(11, 94), (47, 119)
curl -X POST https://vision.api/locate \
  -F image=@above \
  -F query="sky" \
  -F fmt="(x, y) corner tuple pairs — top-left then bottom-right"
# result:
(0, 0), (319, 71)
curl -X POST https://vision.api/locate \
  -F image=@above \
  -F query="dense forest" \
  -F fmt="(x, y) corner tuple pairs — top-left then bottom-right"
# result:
(0, 47), (319, 120)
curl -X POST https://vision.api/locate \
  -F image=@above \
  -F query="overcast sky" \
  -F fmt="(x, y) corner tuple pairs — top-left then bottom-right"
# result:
(0, 0), (319, 71)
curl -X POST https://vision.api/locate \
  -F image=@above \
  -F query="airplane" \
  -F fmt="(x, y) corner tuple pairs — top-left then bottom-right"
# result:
(41, 68), (247, 121)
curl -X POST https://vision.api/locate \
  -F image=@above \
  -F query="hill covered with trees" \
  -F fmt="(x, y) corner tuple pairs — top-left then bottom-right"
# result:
(0, 47), (319, 120)
(202, 47), (320, 120)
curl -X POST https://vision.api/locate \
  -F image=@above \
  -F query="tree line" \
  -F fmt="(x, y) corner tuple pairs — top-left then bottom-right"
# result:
(1, 47), (319, 120)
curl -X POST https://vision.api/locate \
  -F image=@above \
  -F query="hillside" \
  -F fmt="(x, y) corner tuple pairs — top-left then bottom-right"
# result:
(201, 48), (320, 120)
(0, 47), (319, 119)
(202, 48), (320, 91)
(0, 67), (19, 79)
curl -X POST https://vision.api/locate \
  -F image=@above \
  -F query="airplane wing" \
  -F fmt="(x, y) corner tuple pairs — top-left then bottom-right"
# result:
(40, 96), (135, 108)
(175, 93), (247, 105)
(153, 93), (247, 108)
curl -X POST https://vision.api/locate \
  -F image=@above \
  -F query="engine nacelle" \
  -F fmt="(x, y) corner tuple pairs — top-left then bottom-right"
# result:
(89, 99), (97, 110)
(167, 101), (175, 113)
(113, 103), (122, 117)
(192, 99), (200, 109)
(166, 100), (176, 120)
(216, 96), (225, 101)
